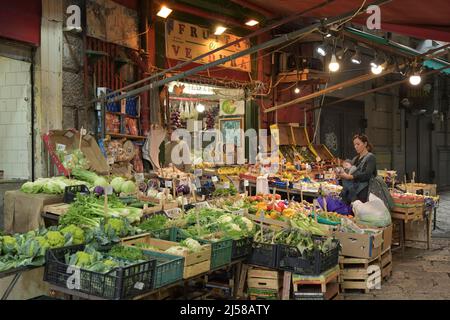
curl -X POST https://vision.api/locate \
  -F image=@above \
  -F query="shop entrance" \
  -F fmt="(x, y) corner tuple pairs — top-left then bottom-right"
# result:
(319, 98), (365, 160)
(0, 55), (32, 180)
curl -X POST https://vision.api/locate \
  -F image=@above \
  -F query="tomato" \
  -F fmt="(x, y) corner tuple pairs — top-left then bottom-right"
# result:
(275, 194), (281, 200)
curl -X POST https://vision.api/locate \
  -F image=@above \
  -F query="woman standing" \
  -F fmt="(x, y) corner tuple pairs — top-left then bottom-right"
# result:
(338, 134), (377, 204)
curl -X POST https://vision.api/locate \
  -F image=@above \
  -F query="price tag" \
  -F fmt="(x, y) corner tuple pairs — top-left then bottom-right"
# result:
(244, 180), (249, 187)
(212, 176), (219, 183)
(194, 169), (203, 177)
(56, 144), (66, 152)
(107, 157), (115, 165)
(223, 182), (230, 189)
(135, 173), (144, 183)
(64, 154), (73, 162)
(134, 282), (145, 290)
(105, 186), (113, 195)
(165, 180), (172, 188)
(80, 128), (87, 136)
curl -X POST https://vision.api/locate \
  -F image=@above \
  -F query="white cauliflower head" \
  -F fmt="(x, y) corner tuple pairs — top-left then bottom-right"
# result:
(240, 217), (254, 232)
(218, 215), (233, 224)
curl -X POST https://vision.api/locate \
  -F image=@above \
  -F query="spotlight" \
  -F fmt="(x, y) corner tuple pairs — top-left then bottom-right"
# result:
(245, 19), (259, 27)
(409, 73), (422, 86)
(371, 65), (384, 74)
(196, 103), (205, 113)
(328, 54), (340, 72)
(294, 87), (300, 94)
(351, 49), (361, 64)
(157, 6), (172, 18)
(214, 26), (227, 35)
(317, 44), (327, 57)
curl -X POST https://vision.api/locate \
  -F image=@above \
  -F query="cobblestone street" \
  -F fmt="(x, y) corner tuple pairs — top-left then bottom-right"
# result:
(345, 192), (450, 300)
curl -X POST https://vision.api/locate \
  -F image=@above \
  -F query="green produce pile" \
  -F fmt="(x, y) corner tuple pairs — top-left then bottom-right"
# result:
(0, 225), (84, 272)
(138, 215), (169, 232)
(21, 177), (88, 194)
(135, 237), (204, 256)
(56, 149), (89, 171)
(59, 194), (143, 227)
(212, 184), (237, 197)
(253, 228), (337, 255)
(289, 214), (329, 236)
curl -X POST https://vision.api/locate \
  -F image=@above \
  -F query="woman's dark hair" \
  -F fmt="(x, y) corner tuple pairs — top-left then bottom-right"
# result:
(353, 134), (373, 152)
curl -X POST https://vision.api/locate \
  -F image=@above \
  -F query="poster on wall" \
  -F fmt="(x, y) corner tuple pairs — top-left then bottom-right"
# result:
(219, 99), (245, 116)
(219, 117), (244, 147)
(87, 0), (139, 50)
(166, 19), (251, 72)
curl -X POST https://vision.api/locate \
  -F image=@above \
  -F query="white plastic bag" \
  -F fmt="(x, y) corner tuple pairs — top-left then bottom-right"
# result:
(256, 175), (269, 195)
(352, 193), (392, 227)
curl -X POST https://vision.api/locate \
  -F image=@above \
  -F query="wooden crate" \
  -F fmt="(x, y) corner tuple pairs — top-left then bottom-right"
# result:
(399, 183), (437, 197)
(43, 203), (70, 216)
(391, 205), (424, 222)
(379, 247), (392, 281)
(292, 266), (340, 300)
(339, 254), (381, 294)
(123, 236), (211, 279)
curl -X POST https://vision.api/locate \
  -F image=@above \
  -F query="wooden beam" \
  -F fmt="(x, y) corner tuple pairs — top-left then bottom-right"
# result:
(263, 67), (395, 113)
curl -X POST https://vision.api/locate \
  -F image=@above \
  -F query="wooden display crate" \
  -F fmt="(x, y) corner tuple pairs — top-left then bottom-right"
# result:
(391, 205), (424, 222)
(247, 267), (282, 300)
(379, 247), (392, 281)
(292, 266), (340, 300)
(399, 183), (437, 197)
(123, 236), (211, 279)
(339, 254), (382, 294)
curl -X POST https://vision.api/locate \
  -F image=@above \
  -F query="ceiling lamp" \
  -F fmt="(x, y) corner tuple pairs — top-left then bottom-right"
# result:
(328, 54), (340, 72)
(196, 103), (206, 113)
(214, 26), (227, 35)
(245, 19), (259, 27)
(371, 64), (384, 74)
(294, 87), (301, 94)
(351, 48), (362, 64)
(317, 44), (327, 57)
(157, 6), (172, 18)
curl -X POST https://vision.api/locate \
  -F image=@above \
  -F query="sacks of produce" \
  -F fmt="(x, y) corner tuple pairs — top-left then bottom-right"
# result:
(352, 193), (392, 227)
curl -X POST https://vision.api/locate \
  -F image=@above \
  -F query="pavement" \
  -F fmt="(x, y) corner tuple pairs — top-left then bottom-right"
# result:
(344, 191), (450, 300)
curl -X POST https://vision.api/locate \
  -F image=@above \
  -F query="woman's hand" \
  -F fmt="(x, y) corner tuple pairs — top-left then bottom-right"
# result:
(339, 173), (353, 180)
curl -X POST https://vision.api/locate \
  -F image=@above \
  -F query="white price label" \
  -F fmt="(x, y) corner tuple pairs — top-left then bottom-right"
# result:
(105, 186), (113, 195)
(134, 282), (145, 290)
(165, 180), (173, 188)
(56, 144), (66, 152)
(80, 128), (87, 136)
(223, 182), (230, 189)
(194, 169), (203, 177)
(135, 173), (144, 183)
(212, 176), (219, 182)
(244, 180), (249, 187)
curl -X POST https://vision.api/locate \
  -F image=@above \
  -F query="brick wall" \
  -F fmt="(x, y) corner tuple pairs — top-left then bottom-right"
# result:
(0, 56), (32, 179)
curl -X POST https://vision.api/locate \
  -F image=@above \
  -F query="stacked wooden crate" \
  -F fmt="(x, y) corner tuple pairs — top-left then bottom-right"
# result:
(247, 268), (282, 300)
(339, 254), (382, 294)
(292, 266), (341, 300)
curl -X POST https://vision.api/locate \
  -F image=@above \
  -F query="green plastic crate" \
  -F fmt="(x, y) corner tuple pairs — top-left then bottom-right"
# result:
(142, 250), (184, 289)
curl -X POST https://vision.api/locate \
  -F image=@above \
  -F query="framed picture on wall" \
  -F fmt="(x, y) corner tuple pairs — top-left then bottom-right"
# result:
(219, 99), (245, 116)
(219, 117), (244, 147)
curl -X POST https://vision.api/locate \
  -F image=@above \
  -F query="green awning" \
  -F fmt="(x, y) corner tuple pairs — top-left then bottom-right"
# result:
(344, 27), (450, 75)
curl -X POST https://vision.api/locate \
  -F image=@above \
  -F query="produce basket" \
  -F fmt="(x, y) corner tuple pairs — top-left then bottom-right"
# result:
(231, 236), (253, 260)
(44, 245), (157, 300)
(277, 238), (339, 275)
(247, 242), (278, 269)
(63, 185), (90, 204)
(140, 250), (184, 289)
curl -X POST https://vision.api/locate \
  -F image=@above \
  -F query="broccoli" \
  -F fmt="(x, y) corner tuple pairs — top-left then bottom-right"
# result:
(105, 218), (125, 237)
(60, 225), (85, 245)
(108, 245), (145, 262)
(45, 231), (66, 248)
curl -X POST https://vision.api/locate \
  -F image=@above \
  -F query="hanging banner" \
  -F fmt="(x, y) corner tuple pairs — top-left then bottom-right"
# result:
(165, 19), (251, 73)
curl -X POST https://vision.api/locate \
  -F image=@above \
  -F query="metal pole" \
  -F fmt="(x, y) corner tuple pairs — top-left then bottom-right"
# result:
(106, 0), (392, 104)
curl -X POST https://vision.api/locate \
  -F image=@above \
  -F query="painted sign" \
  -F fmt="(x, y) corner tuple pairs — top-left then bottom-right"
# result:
(166, 19), (251, 72)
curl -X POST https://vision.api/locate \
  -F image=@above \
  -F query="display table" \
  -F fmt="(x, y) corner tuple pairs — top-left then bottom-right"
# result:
(3, 190), (63, 234)
(247, 182), (320, 201)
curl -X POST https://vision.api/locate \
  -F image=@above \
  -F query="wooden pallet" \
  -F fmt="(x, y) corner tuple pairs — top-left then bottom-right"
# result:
(43, 203), (70, 216)
(292, 266), (340, 300)
(339, 254), (382, 294)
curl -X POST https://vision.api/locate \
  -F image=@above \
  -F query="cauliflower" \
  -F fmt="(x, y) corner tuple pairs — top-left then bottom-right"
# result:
(240, 217), (254, 232)
(45, 231), (66, 248)
(218, 215), (233, 224)
(35, 236), (50, 255)
(60, 225), (85, 245)
(1, 235), (18, 255)
(74, 251), (94, 267)
(181, 238), (202, 253)
(228, 223), (242, 232)
(105, 218), (125, 236)
(165, 246), (189, 255)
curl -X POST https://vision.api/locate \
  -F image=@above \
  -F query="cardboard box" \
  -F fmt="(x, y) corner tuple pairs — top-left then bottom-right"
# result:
(42, 129), (109, 176)
(333, 230), (383, 259)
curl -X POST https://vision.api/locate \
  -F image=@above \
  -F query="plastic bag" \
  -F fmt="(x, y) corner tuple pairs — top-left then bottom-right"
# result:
(352, 193), (392, 227)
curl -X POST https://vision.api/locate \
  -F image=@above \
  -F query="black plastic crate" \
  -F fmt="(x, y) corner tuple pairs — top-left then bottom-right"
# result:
(44, 245), (157, 300)
(231, 236), (253, 260)
(247, 242), (278, 269)
(277, 238), (339, 275)
(63, 185), (90, 204)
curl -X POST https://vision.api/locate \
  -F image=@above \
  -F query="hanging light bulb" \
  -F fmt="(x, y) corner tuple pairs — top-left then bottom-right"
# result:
(328, 54), (340, 72)
(196, 103), (205, 113)
(371, 65), (384, 75)
(351, 48), (361, 64)
(317, 44), (327, 57)
(409, 73), (422, 86)
(294, 87), (300, 94)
